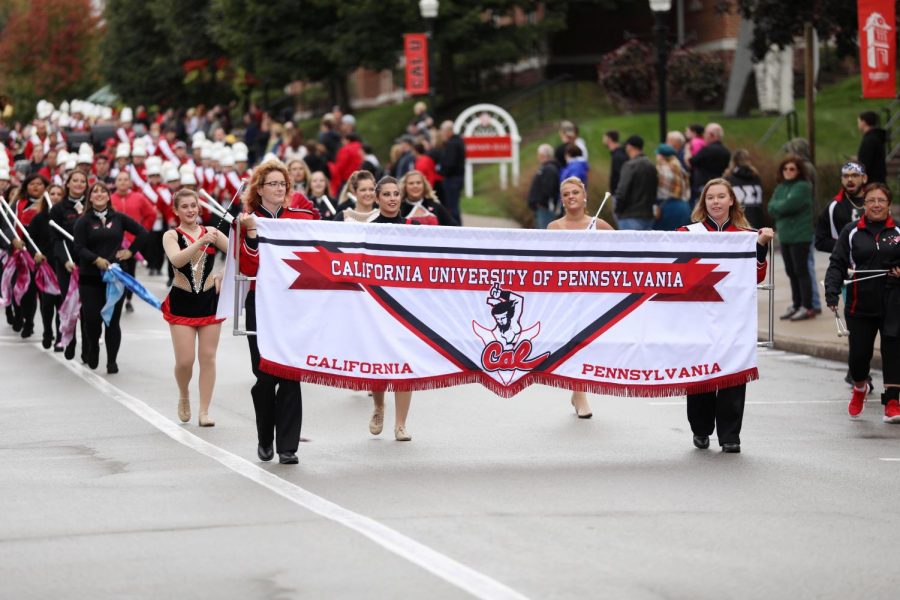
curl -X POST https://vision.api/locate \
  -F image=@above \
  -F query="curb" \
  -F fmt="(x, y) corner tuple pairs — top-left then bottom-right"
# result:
(761, 335), (883, 370)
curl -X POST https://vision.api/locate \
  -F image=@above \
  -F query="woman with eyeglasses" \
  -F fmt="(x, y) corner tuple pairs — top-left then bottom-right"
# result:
(238, 159), (318, 465)
(825, 183), (900, 424)
(768, 155), (815, 321)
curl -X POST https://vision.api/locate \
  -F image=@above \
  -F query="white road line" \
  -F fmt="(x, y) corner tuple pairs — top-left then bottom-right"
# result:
(879, 458), (900, 462)
(648, 399), (845, 406)
(48, 352), (528, 600)
(780, 355), (812, 361)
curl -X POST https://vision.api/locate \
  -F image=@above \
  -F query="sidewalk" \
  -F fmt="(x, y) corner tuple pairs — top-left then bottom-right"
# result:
(462, 214), (862, 367)
(758, 247), (871, 367)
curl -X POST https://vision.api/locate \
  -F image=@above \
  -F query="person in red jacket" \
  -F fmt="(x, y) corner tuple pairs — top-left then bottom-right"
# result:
(111, 170), (156, 312)
(678, 178), (774, 453)
(328, 132), (363, 196)
(413, 142), (438, 187)
(237, 160), (316, 465)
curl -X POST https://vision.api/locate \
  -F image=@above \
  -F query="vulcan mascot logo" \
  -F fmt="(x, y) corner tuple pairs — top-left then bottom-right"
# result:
(473, 283), (550, 383)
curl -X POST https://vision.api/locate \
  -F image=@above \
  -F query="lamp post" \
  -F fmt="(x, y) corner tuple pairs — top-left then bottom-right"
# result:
(419, 0), (439, 103)
(650, 0), (672, 144)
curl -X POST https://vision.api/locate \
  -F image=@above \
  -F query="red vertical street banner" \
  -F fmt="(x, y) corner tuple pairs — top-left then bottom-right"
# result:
(858, 0), (897, 98)
(404, 33), (429, 96)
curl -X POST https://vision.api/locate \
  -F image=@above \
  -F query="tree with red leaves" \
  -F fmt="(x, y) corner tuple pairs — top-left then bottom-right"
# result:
(0, 0), (102, 117)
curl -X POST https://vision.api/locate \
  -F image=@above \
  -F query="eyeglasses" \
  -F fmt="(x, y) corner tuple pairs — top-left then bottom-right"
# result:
(864, 196), (889, 205)
(263, 181), (287, 189)
(782, 166), (797, 172)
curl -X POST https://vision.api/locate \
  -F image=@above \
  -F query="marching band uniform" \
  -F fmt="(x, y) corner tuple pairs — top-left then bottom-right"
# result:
(13, 195), (47, 339)
(240, 203), (317, 462)
(679, 217), (768, 451)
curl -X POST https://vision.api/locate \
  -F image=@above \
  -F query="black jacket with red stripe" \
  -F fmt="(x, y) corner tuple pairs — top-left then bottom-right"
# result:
(824, 215), (900, 319)
(678, 216), (768, 284)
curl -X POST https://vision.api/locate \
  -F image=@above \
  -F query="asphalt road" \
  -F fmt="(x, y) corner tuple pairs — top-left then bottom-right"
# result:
(2, 269), (900, 600)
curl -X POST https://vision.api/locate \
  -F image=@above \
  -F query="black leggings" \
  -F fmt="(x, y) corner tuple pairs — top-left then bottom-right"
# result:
(79, 282), (124, 369)
(781, 242), (812, 310)
(38, 288), (60, 344)
(847, 314), (900, 403)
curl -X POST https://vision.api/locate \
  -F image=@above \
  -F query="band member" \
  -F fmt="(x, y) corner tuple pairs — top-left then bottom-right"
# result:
(678, 178), (773, 452)
(824, 183), (900, 424)
(162, 189), (228, 427)
(366, 176), (415, 440)
(399, 170), (458, 226)
(238, 160), (317, 465)
(73, 183), (149, 373)
(548, 177), (613, 418)
(11, 174), (51, 339)
(49, 170), (88, 358)
(333, 171), (378, 222)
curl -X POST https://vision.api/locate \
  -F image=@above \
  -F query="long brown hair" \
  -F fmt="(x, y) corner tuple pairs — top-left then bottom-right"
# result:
(691, 178), (751, 229)
(245, 159), (290, 213)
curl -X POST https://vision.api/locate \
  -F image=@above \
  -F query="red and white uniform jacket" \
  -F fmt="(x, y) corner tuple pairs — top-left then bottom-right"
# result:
(116, 126), (136, 146)
(678, 216), (768, 283)
(24, 132), (66, 159)
(239, 205), (318, 289)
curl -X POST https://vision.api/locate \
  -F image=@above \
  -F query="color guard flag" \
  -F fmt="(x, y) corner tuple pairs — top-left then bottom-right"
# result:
(858, 0), (897, 98)
(232, 221), (761, 398)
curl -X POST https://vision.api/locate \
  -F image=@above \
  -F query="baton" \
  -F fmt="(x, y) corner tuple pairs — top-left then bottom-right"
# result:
(849, 269), (889, 274)
(199, 189), (227, 213)
(318, 194), (337, 216)
(199, 199), (234, 224)
(0, 197), (41, 254)
(588, 192), (611, 230)
(48, 220), (75, 263)
(843, 272), (888, 285)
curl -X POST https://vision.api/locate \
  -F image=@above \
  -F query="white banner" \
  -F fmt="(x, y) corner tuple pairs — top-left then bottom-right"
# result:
(233, 220), (759, 398)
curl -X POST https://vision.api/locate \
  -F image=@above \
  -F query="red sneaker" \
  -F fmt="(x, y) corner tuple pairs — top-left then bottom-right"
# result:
(883, 400), (900, 424)
(849, 386), (867, 418)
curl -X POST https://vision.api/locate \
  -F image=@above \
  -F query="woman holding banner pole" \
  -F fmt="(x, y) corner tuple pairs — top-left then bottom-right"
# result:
(678, 178), (773, 453)
(238, 159), (318, 465)
(548, 177), (613, 419)
(73, 183), (148, 373)
(824, 183), (900, 423)
(162, 189), (227, 427)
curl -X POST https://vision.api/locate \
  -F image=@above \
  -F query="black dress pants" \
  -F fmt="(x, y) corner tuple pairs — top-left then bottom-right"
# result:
(79, 282), (123, 369)
(687, 384), (746, 445)
(245, 291), (302, 453)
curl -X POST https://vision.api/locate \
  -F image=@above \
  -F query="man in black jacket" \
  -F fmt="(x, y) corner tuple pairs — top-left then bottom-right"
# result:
(603, 130), (628, 196)
(437, 121), (466, 224)
(688, 123), (731, 199)
(614, 135), (657, 230)
(815, 161), (873, 392)
(527, 144), (560, 229)
(857, 111), (886, 184)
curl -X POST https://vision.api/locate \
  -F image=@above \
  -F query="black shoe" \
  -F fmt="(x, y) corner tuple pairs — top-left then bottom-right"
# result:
(53, 344), (64, 353)
(87, 353), (99, 370)
(692, 435), (710, 449)
(257, 444), (274, 462)
(21, 325), (33, 338)
(107, 363), (119, 374)
(42, 335), (53, 349)
(278, 452), (299, 464)
(722, 443), (741, 453)
(11, 318), (22, 332)
(779, 306), (799, 320)
(64, 344), (75, 360)
(125, 302), (134, 313)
